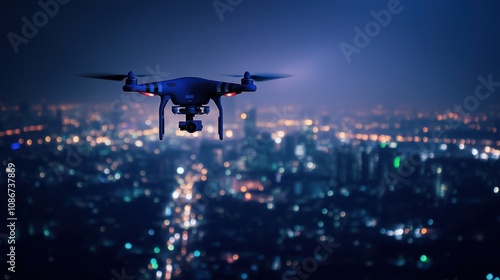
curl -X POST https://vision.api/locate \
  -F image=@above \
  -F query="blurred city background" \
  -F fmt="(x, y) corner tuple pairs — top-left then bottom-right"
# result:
(2, 0), (500, 279)
(1, 99), (499, 279)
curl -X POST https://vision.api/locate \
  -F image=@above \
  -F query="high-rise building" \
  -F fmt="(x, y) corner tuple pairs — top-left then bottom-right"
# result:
(361, 144), (375, 183)
(55, 108), (63, 134)
(336, 145), (357, 185)
(243, 108), (257, 137)
(283, 134), (297, 160)
(374, 144), (398, 185)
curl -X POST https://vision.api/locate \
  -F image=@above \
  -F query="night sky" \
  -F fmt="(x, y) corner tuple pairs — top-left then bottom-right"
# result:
(2, 0), (500, 111)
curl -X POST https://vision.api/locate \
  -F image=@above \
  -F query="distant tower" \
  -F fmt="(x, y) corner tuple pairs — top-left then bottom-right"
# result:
(283, 134), (297, 160)
(243, 108), (257, 137)
(55, 108), (63, 134)
(336, 145), (356, 185)
(374, 144), (397, 185)
(361, 145), (375, 183)
(434, 163), (447, 200)
(304, 130), (316, 156)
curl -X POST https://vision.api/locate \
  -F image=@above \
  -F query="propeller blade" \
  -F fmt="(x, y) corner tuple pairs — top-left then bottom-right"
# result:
(250, 73), (292, 82)
(79, 73), (150, 81)
(223, 73), (292, 82)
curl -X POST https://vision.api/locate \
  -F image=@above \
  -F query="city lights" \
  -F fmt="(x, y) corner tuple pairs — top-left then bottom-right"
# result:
(1, 102), (498, 279)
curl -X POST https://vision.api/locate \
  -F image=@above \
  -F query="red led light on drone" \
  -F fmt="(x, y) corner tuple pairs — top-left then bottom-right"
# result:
(139, 92), (155, 97)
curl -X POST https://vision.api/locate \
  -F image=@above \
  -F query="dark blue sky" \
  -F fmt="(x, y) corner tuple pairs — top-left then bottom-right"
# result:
(2, 0), (500, 111)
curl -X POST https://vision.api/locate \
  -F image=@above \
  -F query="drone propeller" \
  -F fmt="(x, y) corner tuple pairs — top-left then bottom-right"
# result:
(79, 73), (151, 81)
(224, 72), (292, 82)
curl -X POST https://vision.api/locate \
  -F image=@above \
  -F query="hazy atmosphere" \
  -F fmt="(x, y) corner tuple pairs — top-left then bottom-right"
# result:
(2, 0), (500, 110)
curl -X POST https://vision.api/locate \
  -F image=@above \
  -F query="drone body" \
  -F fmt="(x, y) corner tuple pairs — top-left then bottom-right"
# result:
(124, 71), (256, 140)
(82, 71), (290, 140)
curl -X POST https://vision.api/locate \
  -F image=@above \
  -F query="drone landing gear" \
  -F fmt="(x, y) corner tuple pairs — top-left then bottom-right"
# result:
(172, 106), (209, 134)
(157, 96), (224, 140)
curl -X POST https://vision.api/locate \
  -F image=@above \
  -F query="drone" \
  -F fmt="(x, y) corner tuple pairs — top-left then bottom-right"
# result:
(81, 71), (291, 140)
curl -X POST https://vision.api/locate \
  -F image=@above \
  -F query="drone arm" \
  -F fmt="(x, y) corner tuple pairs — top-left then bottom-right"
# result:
(123, 84), (147, 92)
(159, 95), (170, 140)
(216, 83), (256, 96)
(212, 96), (224, 140)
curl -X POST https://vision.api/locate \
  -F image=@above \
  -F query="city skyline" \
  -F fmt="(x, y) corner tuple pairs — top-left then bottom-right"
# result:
(1, 101), (499, 279)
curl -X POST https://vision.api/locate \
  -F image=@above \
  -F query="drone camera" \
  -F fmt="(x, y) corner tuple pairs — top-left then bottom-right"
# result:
(179, 120), (203, 133)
